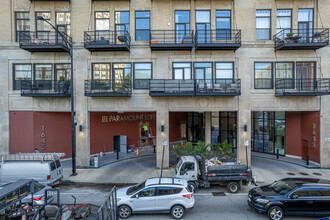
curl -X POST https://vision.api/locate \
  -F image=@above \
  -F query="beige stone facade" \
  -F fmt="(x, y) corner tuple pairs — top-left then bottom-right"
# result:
(1, 0), (330, 168)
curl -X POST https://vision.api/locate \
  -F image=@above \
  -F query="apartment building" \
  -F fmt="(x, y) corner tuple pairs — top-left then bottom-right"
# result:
(0, 0), (330, 168)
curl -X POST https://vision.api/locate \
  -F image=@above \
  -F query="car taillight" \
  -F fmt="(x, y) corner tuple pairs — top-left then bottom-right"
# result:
(47, 175), (51, 180)
(182, 194), (193, 199)
(33, 195), (43, 201)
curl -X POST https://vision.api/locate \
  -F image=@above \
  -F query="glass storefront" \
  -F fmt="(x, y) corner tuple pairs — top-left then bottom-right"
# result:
(187, 112), (204, 142)
(252, 111), (285, 155)
(211, 112), (237, 147)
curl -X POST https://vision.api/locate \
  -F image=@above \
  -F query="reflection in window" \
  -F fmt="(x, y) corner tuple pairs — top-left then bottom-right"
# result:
(254, 62), (273, 89)
(256, 10), (271, 40)
(216, 11), (231, 40)
(275, 63), (293, 89)
(34, 64), (52, 80)
(135, 11), (150, 41)
(298, 9), (313, 42)
(196, 10), (210, 43)
(134, 63), (152, 89)
(56, 12), (71, 36)
(215, 63), (233, 87)
(115, 11), (130, 34)
(251, 111), (285, 155)
(175, 11), (190, 43)
(173, 63), (191, 79)
(55, 64), (71, 82)
(277, 10), (291, 35)
(95, 12), (110, 31)
(13, 64), (32, 90)
(93, 63), (111, 80)
(15, 12), (30, 42)
(36, 12), (51, 32)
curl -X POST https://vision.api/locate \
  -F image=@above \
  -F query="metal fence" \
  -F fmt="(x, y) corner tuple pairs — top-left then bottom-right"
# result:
(150, 30), (194, 44)
(85, 79), (132, 96)
(195, 29), (241, 44)
(19, 31), (71, 49)
(84, 30), (131, 46)
(97, 186), (118, 220)
(20, 80), (71, 96)
(275, 78), (330, 95)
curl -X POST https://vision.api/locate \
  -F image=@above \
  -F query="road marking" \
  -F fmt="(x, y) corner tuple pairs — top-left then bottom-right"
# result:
(61, 193), (89, 195)
(195, 193), (248, 196)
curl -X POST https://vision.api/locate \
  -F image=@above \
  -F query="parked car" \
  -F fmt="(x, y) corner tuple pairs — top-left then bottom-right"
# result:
(248, 177), (330, 220)
(0, 180), (54, 206)
(116, 177), (194, 219)
(0, 154), (63, 186)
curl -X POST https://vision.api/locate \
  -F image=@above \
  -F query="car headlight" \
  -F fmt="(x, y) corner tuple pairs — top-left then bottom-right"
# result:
(255, 198), (269, 203)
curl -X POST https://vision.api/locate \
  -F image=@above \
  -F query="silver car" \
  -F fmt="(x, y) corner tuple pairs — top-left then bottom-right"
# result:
(116, 177), (194, 219)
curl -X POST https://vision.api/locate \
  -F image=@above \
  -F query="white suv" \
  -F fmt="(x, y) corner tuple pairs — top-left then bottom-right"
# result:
(116, 177), (194, 219)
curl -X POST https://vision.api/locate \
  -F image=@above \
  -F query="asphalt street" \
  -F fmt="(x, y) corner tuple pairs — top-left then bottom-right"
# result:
(58, 184), (315, 220)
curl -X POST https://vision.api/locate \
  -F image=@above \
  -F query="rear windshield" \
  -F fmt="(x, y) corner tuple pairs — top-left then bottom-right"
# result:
(33, 182), (45, 193)
(50, 162), (56, 171)
(55, 160), (61, 168)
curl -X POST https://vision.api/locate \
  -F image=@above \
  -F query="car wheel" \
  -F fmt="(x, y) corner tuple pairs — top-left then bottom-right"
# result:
(226, 182), (239, 193)
(188, 182), (197, 193)
(267, 206), (284, 220)
(118, 205), (132, 219)
(171, 205), (185, 219)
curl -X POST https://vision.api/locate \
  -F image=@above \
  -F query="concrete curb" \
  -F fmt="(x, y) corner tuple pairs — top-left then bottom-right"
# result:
(252, 155), (320, 169)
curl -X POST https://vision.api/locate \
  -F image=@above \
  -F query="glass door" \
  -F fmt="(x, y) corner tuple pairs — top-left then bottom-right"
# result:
(175, 24), (186, 43)
(187, 112), (204, 142)
(56, 25), (66, 46)
(298, 22), (309, 43)
(296, 62), (315, 91)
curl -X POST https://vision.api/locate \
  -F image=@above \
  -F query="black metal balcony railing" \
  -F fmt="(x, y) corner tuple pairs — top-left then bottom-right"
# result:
(84, 30), (130, 51)
(275, 78), (330, 96)
(20, 80), (71, 97)
(149, 79), (241, 96)
(149, 30), (194, 50)
(195, 29), (241, 50)
(274, 28), (329, 50)
(19, 31), (72, 52)
(85, 79), (132, 97)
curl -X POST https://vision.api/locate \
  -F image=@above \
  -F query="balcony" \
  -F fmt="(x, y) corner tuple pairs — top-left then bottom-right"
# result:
(149, 79), (240, 96)
(275, 78), (330, 96)
(84, 31), (130, 52)
(195, 29), (241, 51)
(20, 80), (70, 97)
(30, 0), (69, 1)
(274, 28), (329, 50)
(19, 31), (71, 53)
(85, 79), (132, 97)
(149, 30), (194, 51)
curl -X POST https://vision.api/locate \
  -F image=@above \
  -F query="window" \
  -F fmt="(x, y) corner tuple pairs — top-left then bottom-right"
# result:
(92, 64), (111, 80)
(215, 62), (234, 87)
(50, 162), (56, 171)
(137, 187), (155, 197)
(134, 63), (152, 89)
(277, 10), (291, 35)
(135, 11), (150, 41)
(196, 10), (210, 43)
(275, 63), (294, 89)
(216, 10), (231, 40)
(172, 188), (183, 194)
(95, 12), (110, 40)
(254, 62), (273, 89)
(173, 63), (191, 79)
(55, 64), (71, 81)
(320, 188), (330, 196)
(56, 12), (71, 36)
(13, 64), (32, 90)
(34, 64), (52, 90)
(194, 62), (212, 80)
(15, 12), (30, 42)
(256, 10), (271, 40)
(298, 9), (313, 42)
(293, 188), (311, 197)
(115, 11), (130, 35)
(113, 63), (132, 91)
(181, 162), (194, 172)
(36, 12), (51, 32)
(175, 11), (190, 43)
(156, 187), (173, 196)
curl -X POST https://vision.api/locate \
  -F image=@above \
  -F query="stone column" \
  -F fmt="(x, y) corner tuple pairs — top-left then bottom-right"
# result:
(205, 112), (211, 145)
(156, 109), (169, 169)
(237, 109), (251, 166)
(320, 96), (330, 168)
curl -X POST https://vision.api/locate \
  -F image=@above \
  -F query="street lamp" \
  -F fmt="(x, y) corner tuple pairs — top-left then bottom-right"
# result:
(37, 16), (77, 176)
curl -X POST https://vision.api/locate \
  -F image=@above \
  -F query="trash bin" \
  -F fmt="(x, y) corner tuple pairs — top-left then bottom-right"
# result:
(94, 156), (99, 168)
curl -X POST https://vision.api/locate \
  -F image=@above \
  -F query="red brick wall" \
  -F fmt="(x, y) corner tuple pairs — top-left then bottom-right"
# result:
(285, 112), (302, 156)
(10, 111), (72, 157)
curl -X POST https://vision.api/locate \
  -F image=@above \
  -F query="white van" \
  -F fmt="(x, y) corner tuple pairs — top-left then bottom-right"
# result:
(0, 153), (64, 186)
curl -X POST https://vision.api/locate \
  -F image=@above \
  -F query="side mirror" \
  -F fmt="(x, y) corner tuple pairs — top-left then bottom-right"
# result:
(290, 194), (298, 199)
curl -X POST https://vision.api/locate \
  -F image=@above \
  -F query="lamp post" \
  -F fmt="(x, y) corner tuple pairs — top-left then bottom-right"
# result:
(37, 16), (77, 176)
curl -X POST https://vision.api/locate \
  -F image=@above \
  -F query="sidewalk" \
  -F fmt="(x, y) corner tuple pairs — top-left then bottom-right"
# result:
(62, 150), (330, 186)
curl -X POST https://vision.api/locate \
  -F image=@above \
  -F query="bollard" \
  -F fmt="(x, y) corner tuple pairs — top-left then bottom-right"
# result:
(116, 149), (119, 160)
(306, 155), (309, 166)
(276, 149), (279, 160)
(94, 156), (99, 168)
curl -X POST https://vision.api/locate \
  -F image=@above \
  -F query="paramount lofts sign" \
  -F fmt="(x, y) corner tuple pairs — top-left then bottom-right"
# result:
(101, 113), (156, 122)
